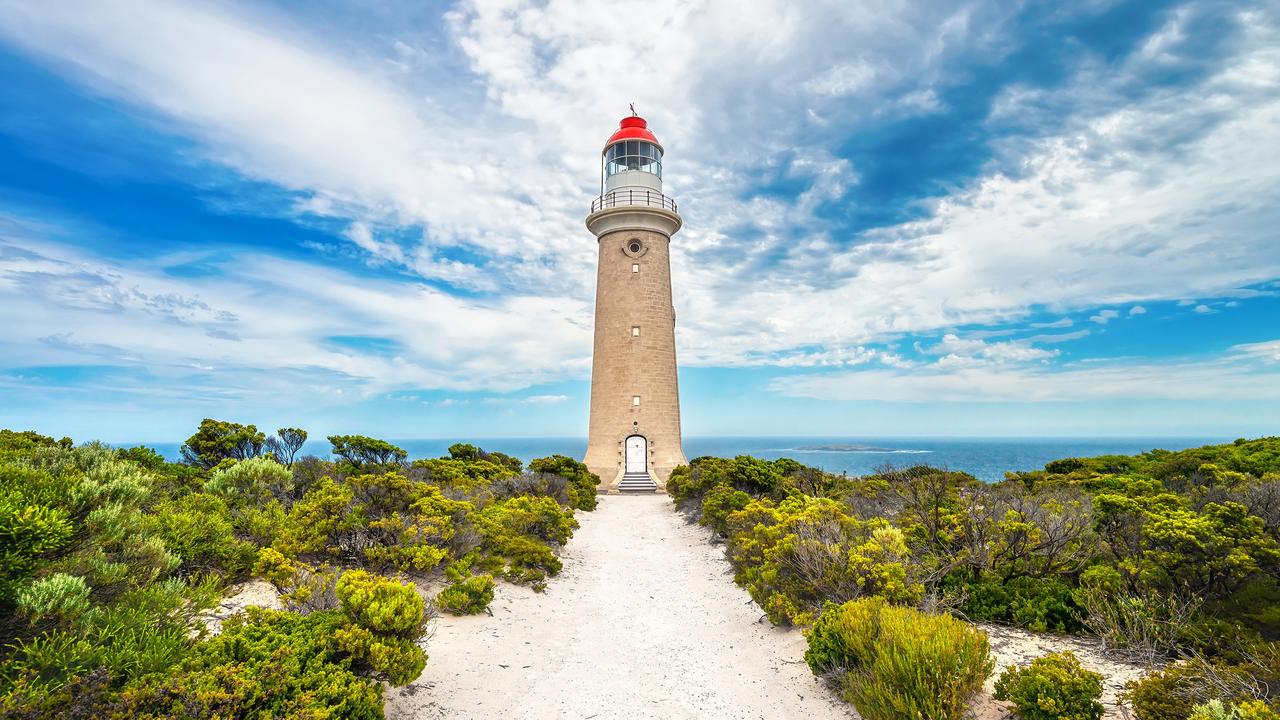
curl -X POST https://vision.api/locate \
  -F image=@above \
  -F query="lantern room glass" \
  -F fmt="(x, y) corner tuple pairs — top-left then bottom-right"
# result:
(605, 141), (662, 179)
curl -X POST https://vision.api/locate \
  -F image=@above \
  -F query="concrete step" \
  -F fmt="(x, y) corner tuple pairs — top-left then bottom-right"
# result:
(618, 472), (657, 493)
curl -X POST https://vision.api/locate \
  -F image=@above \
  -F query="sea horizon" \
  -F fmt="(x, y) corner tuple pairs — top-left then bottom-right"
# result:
(131, 434), (1234, 482)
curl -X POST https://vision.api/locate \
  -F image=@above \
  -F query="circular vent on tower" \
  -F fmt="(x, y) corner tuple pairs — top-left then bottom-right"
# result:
(623, 238), (647, 258)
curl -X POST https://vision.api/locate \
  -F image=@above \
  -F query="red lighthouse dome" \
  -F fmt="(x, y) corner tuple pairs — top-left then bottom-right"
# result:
(605, 115), (662, 151)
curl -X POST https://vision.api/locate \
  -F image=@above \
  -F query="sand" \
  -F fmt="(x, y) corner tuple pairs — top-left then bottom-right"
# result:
(979, 622), (1148, 719)
(385, 494), (848, 720)
(200, 577), (281, 635)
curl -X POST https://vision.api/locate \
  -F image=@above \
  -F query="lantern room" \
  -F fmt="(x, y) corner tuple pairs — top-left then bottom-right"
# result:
(602, 115), (664, 195)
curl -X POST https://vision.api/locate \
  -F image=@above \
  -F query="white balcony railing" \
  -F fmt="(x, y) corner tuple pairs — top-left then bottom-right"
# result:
(590, 189), (678, 214)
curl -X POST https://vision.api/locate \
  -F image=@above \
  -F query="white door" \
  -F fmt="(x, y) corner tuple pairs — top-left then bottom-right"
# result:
(625, 435), (647, 473)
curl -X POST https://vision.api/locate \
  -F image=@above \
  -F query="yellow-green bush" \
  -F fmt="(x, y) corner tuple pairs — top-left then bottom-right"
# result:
(994, 651), (1104, 720)
(727, 496), (921, 625)
(436, 574), (495, 615)
(1189, 700), (1241, 720)
(336, 569), (426, 635)
(279, 473), (470, 572)
(1238, 700), (1280, 720)
(413, 457), (514, 493)
(804, 597), (992, 720)
(332, 570), (428, 685)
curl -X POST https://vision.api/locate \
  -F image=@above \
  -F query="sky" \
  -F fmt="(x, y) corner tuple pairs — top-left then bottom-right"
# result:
(0, 0), (1278, 443)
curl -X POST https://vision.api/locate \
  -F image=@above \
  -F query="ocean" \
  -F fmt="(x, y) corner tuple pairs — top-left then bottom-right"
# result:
(141, 436), (1229, 482)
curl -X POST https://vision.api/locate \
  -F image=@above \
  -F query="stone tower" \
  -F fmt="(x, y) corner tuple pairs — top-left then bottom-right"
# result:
(583, 114), (687, 493)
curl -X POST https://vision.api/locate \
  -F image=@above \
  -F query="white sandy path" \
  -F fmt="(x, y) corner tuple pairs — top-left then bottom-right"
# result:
(385, 494), (849, 720)
(384, 493), (1147, 720)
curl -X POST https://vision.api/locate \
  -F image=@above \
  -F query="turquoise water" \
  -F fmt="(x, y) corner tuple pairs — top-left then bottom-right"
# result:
(142, 436), (1228, 482)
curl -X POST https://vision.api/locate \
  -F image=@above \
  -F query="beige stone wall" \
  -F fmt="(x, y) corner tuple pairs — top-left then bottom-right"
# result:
(583, 225), (687, 491)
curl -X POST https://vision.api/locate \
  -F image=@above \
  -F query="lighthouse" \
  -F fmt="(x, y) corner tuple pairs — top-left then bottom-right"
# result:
(582, 113), (687, 493)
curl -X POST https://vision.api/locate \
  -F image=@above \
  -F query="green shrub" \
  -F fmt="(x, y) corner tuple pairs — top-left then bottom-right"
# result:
(699, 482), (751, 535)
(3, 579), (218, 696)
(1127, 662), (1211, 720)
(142, 493), (256, 578)
(15, 573), (90, 624)
(528, 455), (600, 511)
(0, 481), (74, 603)
(447, 443), (522, 473)
(414, 456), (514, 492)
(280, 473), (469, 572)
(333, 570), (428, 685)
(436, 575), (495, 615)
(471, 496), (577, 588)
(804, 598), (993, 720)
(960, 576), (1085, 633)
(115, 446), (166, 471)
(255, 547), (299, 587)
(473, 534), (562, 590)
(114, 607), (385, 720)
(179, 419), (266, 469)
(203, 456), (292, 508)
(1126, 653), (1280, 720)
(328, 434), (407, 468)
(994, 651), (1104, 720)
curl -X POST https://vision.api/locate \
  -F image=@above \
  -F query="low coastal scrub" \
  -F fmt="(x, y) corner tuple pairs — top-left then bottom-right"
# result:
(804, 597), (992, 720)
(671, 438), (1280, 716)
(994, 651), (1104, 720)
(0, 423), (599, 717)
(436, 574), (496, 615)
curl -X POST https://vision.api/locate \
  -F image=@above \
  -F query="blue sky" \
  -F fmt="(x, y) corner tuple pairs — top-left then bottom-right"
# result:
(0, 0), (1278, 442)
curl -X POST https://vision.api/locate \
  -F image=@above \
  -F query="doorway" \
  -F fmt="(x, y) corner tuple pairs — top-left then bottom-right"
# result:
(624, 435), (647, 474)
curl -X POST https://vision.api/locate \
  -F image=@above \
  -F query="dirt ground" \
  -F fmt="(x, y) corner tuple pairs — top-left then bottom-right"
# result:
(382, 494), (1148, 719)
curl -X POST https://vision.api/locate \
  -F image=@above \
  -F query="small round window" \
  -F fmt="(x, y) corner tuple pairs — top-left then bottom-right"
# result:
(623, 238), (647, 258)
(628, 241), (642, 253)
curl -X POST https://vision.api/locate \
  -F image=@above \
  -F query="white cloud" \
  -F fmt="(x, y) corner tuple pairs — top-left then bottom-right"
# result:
(1129, 305), (1147, 316)
(1194, 304), (1214, 314)
(1235, 339), (1280, 362)
(521, 394), (569, 404)
(0, 227), (593, 402)
(771, 345), (1280, 402)
(1090, 309), (1120, 325)
(804, 61), (879, 97)
(1031, 318), (1073, 329)
(0, 0), (1276, 386)
(0, 0), (596, 295)
(765, 346), (879, 368)
(482, 393), (571, 405)
(923, 333), (1058, 365)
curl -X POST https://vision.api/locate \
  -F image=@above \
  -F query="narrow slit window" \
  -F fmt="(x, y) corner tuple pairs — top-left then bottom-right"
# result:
(632, 395), (641, 406)
(631, 326), (641, 337)
(632, 263), (640, 273)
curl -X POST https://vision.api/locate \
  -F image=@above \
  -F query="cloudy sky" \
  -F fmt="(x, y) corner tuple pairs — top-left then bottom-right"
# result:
(1, 0), (1278, 442)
